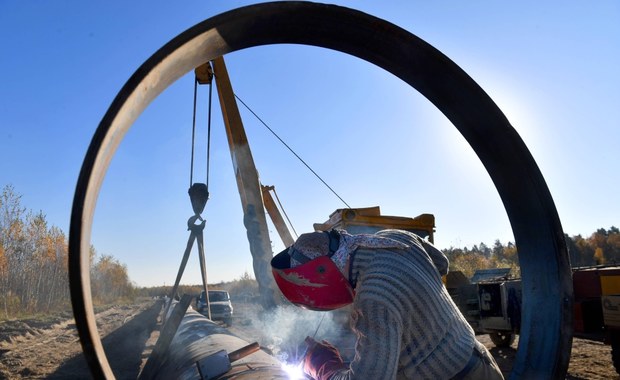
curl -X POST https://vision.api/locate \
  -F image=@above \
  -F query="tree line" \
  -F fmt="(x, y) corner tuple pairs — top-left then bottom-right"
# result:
(1, 182), (618, 317)
(445, 226), (620, 279)
(140, 271), (259, 302)
(0, 185), (135, 320)
(149, 228), (620, 303)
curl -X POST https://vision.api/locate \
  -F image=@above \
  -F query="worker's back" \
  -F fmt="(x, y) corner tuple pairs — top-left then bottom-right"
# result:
(343, 229), (476, 379)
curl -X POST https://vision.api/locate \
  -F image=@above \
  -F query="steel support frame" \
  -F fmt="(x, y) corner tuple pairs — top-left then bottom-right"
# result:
(69, 2), (572, 379)
(211, 56), (278, 310)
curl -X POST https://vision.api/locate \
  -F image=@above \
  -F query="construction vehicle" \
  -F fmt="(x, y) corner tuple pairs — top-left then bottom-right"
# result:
(313, 206), (435, 242)
(203, 56), (441, 313)
(572, 265), (620, 374)
(446, 268), (522, 347)
(447, 264), (620, 374)
(68, 4), (575, 377)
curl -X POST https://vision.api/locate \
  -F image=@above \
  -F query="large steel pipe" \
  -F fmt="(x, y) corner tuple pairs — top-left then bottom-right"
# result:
(69, 2), (572, 378)
(151, 304), (286, 379)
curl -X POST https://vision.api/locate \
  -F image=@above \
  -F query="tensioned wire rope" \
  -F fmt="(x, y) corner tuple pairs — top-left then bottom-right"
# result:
(191, 72), (351, 212)
(233, 93), (351, 209)
(272, 185), (299, 239)
(189, 76), (214, 190)
(189, 70), (350, 237)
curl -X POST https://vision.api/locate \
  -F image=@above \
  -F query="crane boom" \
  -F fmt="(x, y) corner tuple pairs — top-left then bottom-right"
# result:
(261, 185), (295, 247)
(200, 57), (278, 310)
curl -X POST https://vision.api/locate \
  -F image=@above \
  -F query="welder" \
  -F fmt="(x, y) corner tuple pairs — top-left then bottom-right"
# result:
(271, 229), (504, 380)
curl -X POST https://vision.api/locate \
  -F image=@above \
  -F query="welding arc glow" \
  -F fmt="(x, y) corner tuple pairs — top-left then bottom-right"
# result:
(282, 312), (326, 378)
(280, 361), (306, 379)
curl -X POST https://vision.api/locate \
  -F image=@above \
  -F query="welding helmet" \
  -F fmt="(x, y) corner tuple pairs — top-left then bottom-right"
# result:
(271, 230), (354, 311)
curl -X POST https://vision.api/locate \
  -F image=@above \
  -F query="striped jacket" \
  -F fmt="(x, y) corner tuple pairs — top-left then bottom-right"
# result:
(330, 229), (476, 379)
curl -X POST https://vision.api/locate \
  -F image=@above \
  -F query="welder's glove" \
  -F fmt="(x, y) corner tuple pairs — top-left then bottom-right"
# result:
(303, 337), (347, 380)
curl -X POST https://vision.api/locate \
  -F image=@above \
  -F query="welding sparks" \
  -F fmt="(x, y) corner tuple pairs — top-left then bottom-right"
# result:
(280, 361), (306, 379)
(275, 347), (307, 379)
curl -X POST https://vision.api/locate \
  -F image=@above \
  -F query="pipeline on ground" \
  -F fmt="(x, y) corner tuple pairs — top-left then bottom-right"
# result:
(140, 299), (292, 380)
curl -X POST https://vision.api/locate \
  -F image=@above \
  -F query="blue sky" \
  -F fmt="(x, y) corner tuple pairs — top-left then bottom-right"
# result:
(1, 1), (618, 287)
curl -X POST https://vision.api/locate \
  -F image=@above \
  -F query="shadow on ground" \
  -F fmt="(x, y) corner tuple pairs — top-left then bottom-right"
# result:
(48, 302), (161, 380)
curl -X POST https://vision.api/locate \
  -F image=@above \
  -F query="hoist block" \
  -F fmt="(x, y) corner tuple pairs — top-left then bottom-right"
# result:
(195, 62), (214, 85)
(189, 183), (209, 216)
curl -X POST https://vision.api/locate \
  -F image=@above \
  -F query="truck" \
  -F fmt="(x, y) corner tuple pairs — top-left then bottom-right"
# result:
(445, 268), (521, 347)
(312, 206), (435, 242)
(447, 265), (620, 374)
(572, 265), (620, 374)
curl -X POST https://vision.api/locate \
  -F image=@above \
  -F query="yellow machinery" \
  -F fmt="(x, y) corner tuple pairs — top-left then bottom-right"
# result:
(197, 56), (439, 311)
(313, 206), (435, 243)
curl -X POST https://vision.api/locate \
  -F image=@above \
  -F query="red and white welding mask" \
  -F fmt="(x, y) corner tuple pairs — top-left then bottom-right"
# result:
(271, 230), (354, 311)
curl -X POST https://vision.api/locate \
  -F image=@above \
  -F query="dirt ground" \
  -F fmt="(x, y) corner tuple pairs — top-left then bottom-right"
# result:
(0, 301), (161, 379)
(477, 334), (617, 380)
(0, 301), (616, 379)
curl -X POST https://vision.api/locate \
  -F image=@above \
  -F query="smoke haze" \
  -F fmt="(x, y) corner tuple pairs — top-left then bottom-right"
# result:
(248, 305), (352, 364)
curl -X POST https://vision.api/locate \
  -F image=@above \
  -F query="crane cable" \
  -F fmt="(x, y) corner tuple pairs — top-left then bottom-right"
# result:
(189, 77), (213, 191)
(189, 79), (198, 187)
(183, 72), (214, 322)
(206, 78), (213, 190)
(271, 186), (299, 239)
(233, 94), (351, 209)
